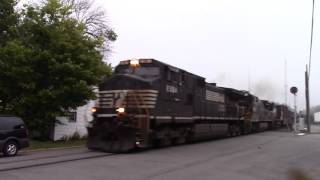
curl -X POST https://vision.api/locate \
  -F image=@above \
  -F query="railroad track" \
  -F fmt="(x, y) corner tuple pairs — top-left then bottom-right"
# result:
(0, 148), (97, 165)
(0, 149), (115, 172)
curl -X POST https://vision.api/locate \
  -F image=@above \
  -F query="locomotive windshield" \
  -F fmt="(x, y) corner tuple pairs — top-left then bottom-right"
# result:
(115, 66), (160, 80)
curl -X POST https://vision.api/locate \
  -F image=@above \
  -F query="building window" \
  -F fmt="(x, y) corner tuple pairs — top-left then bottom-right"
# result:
(67, 112), (77, 123)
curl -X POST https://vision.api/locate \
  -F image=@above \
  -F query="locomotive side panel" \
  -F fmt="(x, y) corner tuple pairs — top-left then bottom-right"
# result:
(191, 84), (229, 139)
(153, 65), (196, 123)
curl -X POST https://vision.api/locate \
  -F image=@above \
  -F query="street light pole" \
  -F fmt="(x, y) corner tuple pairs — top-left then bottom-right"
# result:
(290, 86), (298, 133)
(294, 93), (297, 133)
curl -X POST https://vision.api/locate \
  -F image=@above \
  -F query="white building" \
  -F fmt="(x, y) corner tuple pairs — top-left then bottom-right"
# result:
(53, 100), (95, 141)
(315, 112), (320, 123)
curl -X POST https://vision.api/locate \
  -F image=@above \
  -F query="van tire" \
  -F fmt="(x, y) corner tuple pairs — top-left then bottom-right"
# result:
(3, 141), (19, 157)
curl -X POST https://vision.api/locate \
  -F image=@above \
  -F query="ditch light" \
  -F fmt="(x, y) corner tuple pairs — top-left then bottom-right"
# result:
(116, 107), (125, 114)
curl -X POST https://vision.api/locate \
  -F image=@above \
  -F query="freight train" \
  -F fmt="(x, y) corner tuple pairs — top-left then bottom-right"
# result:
(87, 59), (294, 152)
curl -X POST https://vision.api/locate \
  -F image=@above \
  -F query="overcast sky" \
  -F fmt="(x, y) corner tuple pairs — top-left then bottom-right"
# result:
(92, 0), (319, 110)
(23, 0), (319, 110)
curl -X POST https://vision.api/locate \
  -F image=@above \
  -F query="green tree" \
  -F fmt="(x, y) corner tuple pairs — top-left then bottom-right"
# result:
(0, 0), (20, 111)
(0, 0), (18, 44)
(0, 0), (116, 138)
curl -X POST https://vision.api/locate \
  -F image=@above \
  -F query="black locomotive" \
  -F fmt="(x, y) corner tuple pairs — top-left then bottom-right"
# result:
(87, 59), (293, 152)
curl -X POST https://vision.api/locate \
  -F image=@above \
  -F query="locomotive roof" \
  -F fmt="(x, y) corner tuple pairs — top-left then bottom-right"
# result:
(220, 87), (255, 100)
(118, 58), (205, 80)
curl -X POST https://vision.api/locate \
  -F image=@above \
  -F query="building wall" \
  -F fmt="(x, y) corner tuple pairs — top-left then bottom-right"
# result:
(53, 100), (95, 141)
(315, 112), (320, 122)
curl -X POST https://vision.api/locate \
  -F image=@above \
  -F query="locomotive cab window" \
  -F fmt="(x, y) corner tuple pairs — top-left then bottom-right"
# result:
(165, 66), (181, 83)
(197, 78), (205, 87)
(166, 70), (177, 82)
(115, 66), (160, 80)
(181, 72), (185, 81)
(179, 71), (186, 86)
(186, 93), (194, 105)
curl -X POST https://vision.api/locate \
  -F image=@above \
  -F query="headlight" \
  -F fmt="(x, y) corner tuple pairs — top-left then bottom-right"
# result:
(91, 107), (97, 113)
(116, 107), (125, 114)
(130, 59), (140, 67)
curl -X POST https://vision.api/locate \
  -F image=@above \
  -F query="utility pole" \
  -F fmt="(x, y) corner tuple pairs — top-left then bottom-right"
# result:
(306, 0), (315, 133)
(305, 65), (311, 133)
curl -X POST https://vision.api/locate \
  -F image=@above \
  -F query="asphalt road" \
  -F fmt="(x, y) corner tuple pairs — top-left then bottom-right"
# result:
(1, 131), (320, 180)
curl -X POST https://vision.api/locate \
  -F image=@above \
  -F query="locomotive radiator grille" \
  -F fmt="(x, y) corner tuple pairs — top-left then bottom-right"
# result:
(98, 90), (158, 109)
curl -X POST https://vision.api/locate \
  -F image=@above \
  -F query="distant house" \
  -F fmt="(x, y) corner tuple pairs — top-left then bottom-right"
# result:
(53, 100), (95, 141)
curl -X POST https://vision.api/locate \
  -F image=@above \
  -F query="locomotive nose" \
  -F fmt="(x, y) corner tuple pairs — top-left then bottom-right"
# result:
(100, 74), (152, 90)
